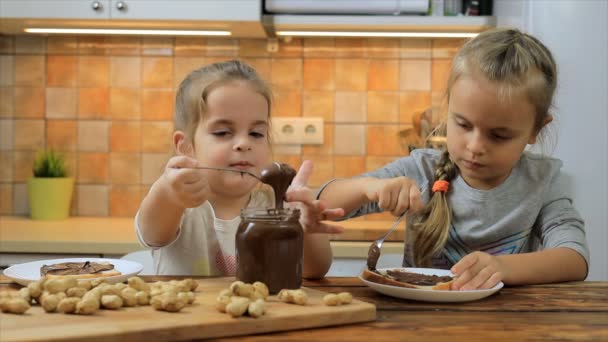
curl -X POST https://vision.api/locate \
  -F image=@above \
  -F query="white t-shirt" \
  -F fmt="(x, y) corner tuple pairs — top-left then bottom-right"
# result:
(135, 185), (274, 276)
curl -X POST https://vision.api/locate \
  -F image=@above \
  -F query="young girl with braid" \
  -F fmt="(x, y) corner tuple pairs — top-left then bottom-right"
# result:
(317, 28), (589, 290)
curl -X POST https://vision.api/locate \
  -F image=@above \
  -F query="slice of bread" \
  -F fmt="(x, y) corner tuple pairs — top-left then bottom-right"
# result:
(361, 268), (453, 291)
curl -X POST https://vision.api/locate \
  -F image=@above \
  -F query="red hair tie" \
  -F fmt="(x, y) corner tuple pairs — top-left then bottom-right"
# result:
(432, 180), (449, 193)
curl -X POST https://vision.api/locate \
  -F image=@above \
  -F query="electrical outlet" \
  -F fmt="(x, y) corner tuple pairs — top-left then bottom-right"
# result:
(271, 117), (324, 145)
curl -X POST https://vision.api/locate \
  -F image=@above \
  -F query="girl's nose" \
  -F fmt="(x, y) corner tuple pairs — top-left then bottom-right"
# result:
(233, 137), (252, 152)
(467, 131), (486, 155)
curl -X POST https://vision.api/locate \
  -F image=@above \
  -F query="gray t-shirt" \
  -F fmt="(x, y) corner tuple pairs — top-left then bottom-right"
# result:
(333, 149), (590, 269)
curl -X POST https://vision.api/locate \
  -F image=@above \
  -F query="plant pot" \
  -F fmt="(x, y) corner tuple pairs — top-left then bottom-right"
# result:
(27, 177), (74, 220)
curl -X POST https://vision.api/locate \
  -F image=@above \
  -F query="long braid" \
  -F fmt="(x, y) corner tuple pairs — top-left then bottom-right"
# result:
(410, 150), (458, 267)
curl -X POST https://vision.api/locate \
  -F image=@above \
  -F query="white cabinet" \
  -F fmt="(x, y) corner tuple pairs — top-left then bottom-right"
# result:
(0, 0), (267, 37)
(0, 0), (110, 19)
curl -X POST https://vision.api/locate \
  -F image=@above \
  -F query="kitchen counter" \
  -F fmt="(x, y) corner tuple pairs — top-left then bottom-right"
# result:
(0, 216), (404, 258)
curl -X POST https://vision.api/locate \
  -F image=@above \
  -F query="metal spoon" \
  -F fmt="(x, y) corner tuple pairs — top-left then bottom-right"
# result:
(174, 166), (261, 180)
(367, 212), (407, 271)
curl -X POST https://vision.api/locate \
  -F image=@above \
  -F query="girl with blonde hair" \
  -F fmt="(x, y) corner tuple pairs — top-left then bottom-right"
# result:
(137, 60), (344, 277)
(319, 28), (589, 290)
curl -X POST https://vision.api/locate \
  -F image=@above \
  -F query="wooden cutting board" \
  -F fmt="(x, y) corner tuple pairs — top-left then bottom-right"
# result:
(0, 277), (376, 341)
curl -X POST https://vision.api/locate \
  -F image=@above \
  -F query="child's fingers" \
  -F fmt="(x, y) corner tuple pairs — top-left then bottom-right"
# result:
(321, 208), (345, 220)
(393, 186), (411, 216)
(480, 272), (503, 290)
(285, 187), (313, 204)
(451, 252), (479, 276)
(290, 160), (313, 188)
(461, 267), (493, 290)
(167, 155), (199, 169)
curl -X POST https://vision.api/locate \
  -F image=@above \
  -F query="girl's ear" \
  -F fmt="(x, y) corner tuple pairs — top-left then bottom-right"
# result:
(174, 131), (193, 156)
(528, 115), (553, 144)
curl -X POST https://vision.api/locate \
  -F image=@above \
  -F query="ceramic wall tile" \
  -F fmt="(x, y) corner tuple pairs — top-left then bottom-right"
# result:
(14, 120), (44, 151)
(367, 91), (399, 123)
(78, 88), (109, 119)
(302, 91), (334, 121)
(141, 89), (174, 121)
(110, 185), (143, 217)
(174, 37), (206, 56)
(110, 121), (141, 153)
(142, 57), (173, 88)
(142, 37), (174, 56)
(15, 36), (45, 55)
(400, 60), (431, 91)
(335, 59), (367, 91)
(0, 87), (14, 118)
(110, 153), (141, 184)
(334, 156), (366, 178)
(78, 121), (109, 152)
(335, 92), (367, 123)
(273, 88), (302, 117)
(110, 56), (141, 87)
(333, 124), (366, 155)
(79, 56), (109, 87)
(109, 88), (140, 120)
(0, 119), (13, 150)
(46, 55), (78, 87)
(15, 55), (45, 86)
(0, 184), (12, 215)
(270, 59), (302, 89)
(141, 153), (171, 184)
(367, 125), (403, 156)
(46, 88), (77, 119)
(368, 59), (399, 91)
(0, 56), (14, 86)
(0, 152), (13, 182)
(47, 119), (77, 151)
(303, 59), (335, 90)
(78, 152), (109, 183)
(13, 151), (36, 182)
(141, 122), (173, 153)
(14, 87), (44, 119)
(77, 184), (109, 216)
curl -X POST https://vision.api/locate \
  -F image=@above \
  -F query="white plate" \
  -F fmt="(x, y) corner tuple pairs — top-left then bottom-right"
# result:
(2, 258), (143, 286)
(359, 267), (503, 303)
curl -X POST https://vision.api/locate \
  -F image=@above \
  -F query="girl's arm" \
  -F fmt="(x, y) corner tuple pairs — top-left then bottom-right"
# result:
(498, 247), (588, 285)
(318, 178), (378, 214)
(138, 156), (209, 246)
(302, 234), (333, 279)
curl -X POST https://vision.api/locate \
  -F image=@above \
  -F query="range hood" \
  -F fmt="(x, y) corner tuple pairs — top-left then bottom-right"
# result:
(263, 0), (495, 38)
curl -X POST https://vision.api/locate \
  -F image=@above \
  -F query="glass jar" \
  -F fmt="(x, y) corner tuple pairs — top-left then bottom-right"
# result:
(236, 208), (303, 294)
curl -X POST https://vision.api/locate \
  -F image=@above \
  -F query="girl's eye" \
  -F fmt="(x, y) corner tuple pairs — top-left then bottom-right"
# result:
(456, 121), (470, 129)
(212, 131), (231, 137)
(492, 134), (510, 140)
(250, 132), (265, 138)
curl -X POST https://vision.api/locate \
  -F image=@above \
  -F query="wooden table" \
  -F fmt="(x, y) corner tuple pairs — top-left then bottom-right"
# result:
(2, 276), (607, 341)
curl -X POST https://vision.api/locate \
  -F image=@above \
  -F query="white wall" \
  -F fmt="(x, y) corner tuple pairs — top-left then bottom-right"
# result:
(495, 0), (608, 280)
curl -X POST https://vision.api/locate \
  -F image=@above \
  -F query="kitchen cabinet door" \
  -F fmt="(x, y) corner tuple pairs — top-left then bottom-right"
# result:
(108, 0), (261, 21)
(0, 0), (110, 19)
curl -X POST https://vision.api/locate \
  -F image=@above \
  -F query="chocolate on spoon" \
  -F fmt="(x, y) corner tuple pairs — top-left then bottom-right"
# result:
(259, 162), (296, 209)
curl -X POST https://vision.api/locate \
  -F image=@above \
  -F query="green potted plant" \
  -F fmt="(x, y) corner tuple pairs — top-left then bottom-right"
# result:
(27, 150), (74, 220)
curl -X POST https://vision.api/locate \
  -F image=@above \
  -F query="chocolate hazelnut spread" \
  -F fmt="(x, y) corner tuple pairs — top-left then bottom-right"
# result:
(386, 269), (453, 286)
(367, 244), (381, 271)
(236, 208), (303, 294)
(260, 162), (296, 209)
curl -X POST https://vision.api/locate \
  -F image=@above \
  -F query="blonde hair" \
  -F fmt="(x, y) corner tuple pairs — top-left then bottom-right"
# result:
(410, 28), (558, 267)
(175, 60), (273, 146)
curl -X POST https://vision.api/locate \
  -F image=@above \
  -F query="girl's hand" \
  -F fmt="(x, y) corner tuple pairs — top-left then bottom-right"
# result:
(365, 177), (423, 216)
(450, 251), (506, 290)
(161, 156), (210, 209)
(285, 160), (345, 234)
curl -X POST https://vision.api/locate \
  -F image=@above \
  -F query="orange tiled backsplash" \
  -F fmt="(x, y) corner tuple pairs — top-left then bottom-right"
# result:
(0, 35), (464, 218)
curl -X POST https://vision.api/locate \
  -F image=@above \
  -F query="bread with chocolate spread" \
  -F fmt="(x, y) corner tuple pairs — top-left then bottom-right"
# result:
(361, 268), (454, 290)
